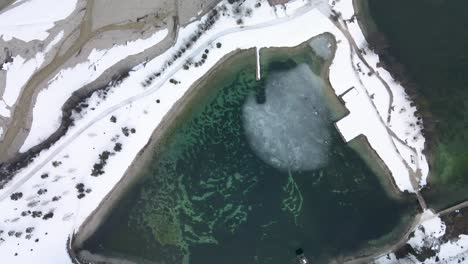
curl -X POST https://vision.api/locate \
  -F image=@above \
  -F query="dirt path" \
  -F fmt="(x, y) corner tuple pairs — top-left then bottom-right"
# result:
(333, 19), (395, 124)
(0, 0), (15, 12)
(438, 200), (468, 217)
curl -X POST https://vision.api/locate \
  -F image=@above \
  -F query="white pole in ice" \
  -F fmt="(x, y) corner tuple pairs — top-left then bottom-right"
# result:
(256, 46), (261, 80)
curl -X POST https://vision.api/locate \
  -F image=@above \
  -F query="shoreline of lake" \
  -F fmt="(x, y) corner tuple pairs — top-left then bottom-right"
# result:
(72, 35), (417, 263)
(71, 48), (256, 255)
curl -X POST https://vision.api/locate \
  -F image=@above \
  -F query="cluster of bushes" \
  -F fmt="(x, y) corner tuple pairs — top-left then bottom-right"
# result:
(90, 126), (133, 176)
(31, 211), (42, 218)
(231, 0), (253, 25)
(75, 183), (92, 199)
(21, 210), (31, 217)
(169, 78), (180, 85)
(73, 102), (89, 114)
(185, 49), (212, 69)
(141, 8), (222, 88)
(91, 151), (111, 176)
(108, 71), (130, 88)
(37, 188), (47, 195)
(71, 84), (112, 121)
(121, 126), (136, 137)
(8, 230), (22, 238)
(10, 192), (23, 201)
(42, 212), (53, 220)
(114, 143), (122, 152)
(26, 210), (53, 220)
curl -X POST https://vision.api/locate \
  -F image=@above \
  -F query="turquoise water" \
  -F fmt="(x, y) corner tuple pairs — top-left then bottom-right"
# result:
(83, 44), (414, 263)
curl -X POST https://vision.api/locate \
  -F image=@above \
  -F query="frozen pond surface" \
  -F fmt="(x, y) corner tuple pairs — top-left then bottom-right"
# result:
(243, 64), (330, 172)
(308, 35), (333, 60)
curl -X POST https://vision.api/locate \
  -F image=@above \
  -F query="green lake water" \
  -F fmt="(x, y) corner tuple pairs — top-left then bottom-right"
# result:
(83, 38), (415, 263)
(362, 0), (468, 210)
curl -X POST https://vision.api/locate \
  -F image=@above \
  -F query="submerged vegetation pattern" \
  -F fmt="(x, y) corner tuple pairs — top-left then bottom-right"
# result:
(281, 172), (304, 225)
(130, 66), (261, 263)
(85, 41), (414, 264)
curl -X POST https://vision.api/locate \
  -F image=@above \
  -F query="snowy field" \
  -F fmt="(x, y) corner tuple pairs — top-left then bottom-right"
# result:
(0, 0), (448, 263)
(0, 0), (78, 42)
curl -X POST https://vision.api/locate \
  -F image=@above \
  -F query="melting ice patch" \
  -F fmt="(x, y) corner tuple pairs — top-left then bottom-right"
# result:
(242, 64), (331, 172)
(309, 34), (333, 60)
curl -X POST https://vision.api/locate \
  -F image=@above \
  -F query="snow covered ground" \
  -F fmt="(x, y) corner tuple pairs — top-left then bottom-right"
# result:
(0, 0), (78, 42)
(0, 0), (435, 262)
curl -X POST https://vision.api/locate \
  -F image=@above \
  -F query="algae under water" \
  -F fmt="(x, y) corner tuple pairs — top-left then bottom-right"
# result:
(84, 43), (414, 263)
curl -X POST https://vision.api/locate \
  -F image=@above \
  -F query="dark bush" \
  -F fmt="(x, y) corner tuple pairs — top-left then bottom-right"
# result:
(31, 211), (42, 218)
(10, 192), (22, 201)
(114, 143), (122, 152)
(42, 212), (53, 220)
(122, 127), (130, 136)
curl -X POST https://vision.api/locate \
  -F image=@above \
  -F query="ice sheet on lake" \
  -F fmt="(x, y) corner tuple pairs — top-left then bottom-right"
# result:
(243, 63), (330, 172)
(309, 34), (333, 60)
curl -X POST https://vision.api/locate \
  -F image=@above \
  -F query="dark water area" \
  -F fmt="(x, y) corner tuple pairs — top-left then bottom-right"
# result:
(83, 43), (414, 263)
(363, 0), (468, 210)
